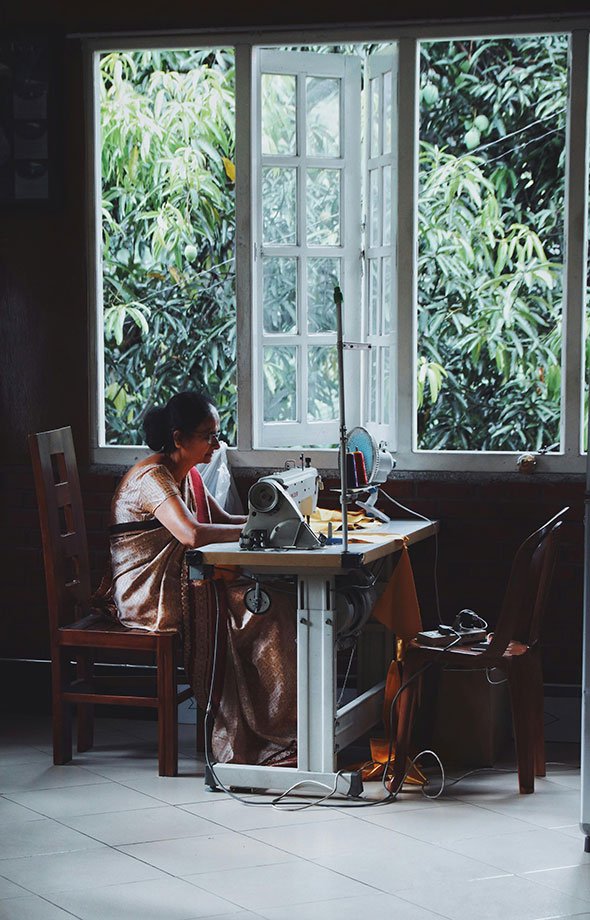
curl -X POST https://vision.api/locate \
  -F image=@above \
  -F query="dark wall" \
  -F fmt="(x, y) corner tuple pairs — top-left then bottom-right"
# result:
(0, 0), (586, 688)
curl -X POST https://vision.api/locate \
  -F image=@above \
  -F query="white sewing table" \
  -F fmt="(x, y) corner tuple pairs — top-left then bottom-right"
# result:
(188, 517), (438, 797)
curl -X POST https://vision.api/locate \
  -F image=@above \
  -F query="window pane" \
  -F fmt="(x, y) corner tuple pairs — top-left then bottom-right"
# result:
(264, 346), (297, 421)
(417, 35), (567, 452)
(367, 346), (378, 422)
(308, 345), (339, 420)
(307, 257), (340, 333)
(382, 257), (392, 334)
(370, 76), (379, 158)
(306, 76), (340, 157)
(368, 259), (379, 336)
(306, 168), (340, 244)
(383, 73), (392, 155)
(262, 73), (296, 155)
(381, 346), (391, 423)
(383, 165), (392, 247)
(263, 257), (297, 333)
(262, 166), (297, 244)
(99, 48), (237, 447)
(369, 168), (380, 248)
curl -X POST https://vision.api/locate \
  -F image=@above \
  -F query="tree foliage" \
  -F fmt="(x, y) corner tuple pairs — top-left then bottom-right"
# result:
(101, 49), (237, 445)
(417, 35), (567, 450)
(100, 38), (569, 452)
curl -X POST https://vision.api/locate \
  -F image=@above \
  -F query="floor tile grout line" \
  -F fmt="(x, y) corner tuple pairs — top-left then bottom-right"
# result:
(0, 831), (249, 915)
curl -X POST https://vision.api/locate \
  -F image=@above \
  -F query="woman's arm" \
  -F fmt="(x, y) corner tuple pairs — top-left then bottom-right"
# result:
(206, 490), (247, 525)
(154, 494), (243, 547)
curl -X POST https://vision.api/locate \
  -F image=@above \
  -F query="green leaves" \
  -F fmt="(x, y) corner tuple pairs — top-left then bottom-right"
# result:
(104, 302), (150, 346)
(100, 49), (238, 445)
(417, 357), (447, 408)
(417, 35), (566, 453)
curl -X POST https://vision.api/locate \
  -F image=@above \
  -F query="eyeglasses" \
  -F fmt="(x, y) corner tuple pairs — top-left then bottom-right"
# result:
(200, 430), (222, 445)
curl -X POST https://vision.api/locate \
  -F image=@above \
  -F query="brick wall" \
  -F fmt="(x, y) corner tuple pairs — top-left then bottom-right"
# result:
(3, 461), (583, 686)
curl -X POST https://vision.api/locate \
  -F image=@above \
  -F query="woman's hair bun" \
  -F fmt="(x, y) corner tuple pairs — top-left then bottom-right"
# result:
(143, 406), (169, 451)
(143, 391), (216, 453)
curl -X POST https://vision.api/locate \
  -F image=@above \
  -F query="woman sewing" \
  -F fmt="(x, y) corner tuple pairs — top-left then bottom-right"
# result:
(106, 390), (297, 768)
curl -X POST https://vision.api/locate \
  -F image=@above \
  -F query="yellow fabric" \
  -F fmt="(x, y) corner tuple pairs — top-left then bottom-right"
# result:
(309, 507), (376, 532)
(371, 540), (423, 639)
(351, 659), (426, 786)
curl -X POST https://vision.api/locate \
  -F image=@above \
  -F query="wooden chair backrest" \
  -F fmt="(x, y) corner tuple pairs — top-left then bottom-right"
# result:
(487, 506), (568, 656)
(29, 427), (91, 636)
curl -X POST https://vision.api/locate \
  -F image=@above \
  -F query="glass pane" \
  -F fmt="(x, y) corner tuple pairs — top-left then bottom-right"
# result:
(368, 346), (378, 422)
(370, 76), (379, 158)
(306, 168), (340, 245)
(368, 259), (379, 336)
(417, 35), (567, 452)
(263, 257), (297, 333)
(307, 77), (340, 157)
(307, 257), (340, 333)
(262, 167), (297, 244)
(383, 165), (392, 247)
(99, 47), (238, 448)
(383, 72), (392, 155)
(382, 346), (391, 424)
(263, 346), (297, 421)
(261, 73), (296, 155)
(382, 257), (392, 334)
(369, 168), (380, 248)
(308, 346), (339, 420)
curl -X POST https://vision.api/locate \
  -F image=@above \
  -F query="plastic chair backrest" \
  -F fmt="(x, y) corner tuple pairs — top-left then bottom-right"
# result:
(29, 427), (91, 636)
(487, 506), (568, 656)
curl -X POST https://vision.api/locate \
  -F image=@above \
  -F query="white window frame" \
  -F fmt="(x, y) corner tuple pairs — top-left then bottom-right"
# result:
(253, 49), (361, 449)
(85, 19), (590, 475)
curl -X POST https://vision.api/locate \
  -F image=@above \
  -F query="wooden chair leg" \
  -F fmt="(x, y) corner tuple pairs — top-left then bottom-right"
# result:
(52, 647), (72, 765)
(507, 658), (536, 794)
(391, 654), (424, 793)
(76, 654), (95, 753)
(157, 635), (178, 777)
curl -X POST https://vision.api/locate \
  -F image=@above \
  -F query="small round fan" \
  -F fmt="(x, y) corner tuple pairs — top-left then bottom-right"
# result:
(347, 427), (394, 485)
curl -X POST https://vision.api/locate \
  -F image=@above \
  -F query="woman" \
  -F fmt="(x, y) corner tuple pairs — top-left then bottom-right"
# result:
(106, 390), (297, 768)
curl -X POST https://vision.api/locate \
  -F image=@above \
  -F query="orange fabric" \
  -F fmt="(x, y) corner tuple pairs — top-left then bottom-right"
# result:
(355, 659), (425, 786)
(371, 541), (423, 639)
(351, 545), (426, 786)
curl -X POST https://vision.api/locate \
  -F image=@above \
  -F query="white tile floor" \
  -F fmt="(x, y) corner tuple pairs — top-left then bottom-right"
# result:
(0, 714), (587, 920)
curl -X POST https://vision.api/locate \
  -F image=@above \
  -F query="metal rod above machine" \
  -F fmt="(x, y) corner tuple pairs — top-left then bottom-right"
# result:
(334, 285), (349, 552)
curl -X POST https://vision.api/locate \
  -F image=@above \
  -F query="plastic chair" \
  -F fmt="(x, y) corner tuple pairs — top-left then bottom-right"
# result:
(29, 426), (192, 776)
(392, 506), (569, 794)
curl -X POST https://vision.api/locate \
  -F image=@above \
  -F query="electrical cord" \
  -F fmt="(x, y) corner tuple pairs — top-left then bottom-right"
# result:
(201, 576), (474, 809)
(336, 643), (357, 707)
(203, 581), (353, 810)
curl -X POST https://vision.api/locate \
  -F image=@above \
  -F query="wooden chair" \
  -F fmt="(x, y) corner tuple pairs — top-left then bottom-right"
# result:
(392, 506), (569, 795)
(29, 426), (193, 776)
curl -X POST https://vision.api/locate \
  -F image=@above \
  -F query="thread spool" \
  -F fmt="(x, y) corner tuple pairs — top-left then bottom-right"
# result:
(353, 450), (368, 486)
(346, 452), (357, 486)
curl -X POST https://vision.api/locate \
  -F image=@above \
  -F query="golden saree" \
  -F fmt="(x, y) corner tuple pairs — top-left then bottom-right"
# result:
(108, 463), (297, 767)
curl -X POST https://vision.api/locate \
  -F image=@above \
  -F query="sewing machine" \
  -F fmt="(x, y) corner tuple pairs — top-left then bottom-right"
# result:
(239, 464), (324, 550)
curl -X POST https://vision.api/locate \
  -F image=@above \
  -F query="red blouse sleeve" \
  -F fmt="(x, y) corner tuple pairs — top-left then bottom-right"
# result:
(189, 467), (211, 523)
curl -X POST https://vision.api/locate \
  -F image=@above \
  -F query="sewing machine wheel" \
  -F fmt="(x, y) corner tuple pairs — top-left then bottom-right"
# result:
(244, 585), (272, 615)
(249, 480), (280, 513)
